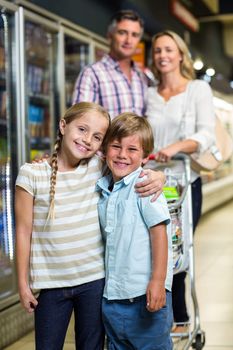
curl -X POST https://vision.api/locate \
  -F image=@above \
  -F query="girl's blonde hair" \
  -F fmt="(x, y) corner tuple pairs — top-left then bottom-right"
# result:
(151, 30), (195, 82)
(47, 102), (110, 222)
(103, 113), (154, 158)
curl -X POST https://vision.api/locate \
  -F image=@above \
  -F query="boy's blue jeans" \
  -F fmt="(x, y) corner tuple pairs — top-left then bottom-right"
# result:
(102, 291), (173, 350)
(34, 278), (105, 350)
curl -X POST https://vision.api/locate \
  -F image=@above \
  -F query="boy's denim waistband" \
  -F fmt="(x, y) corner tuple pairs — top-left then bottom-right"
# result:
(104, 295), (145, 304)
(104, 290), (171, 305)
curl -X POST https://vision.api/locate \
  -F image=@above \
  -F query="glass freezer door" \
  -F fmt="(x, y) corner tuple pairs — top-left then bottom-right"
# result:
(0, 12), (16, 302)
(64, 34), (89, 108)
(25, 19), (58, 161)
(94, 44), (108, 62)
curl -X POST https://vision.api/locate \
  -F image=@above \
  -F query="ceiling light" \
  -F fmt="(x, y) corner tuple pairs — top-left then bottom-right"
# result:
(206, 68), (215, 77)
(193, 59), (204, 70)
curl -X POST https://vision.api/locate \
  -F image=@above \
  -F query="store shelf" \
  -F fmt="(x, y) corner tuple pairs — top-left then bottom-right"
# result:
(202, 173), (233, 214)
(28, 92), (50, 102)
(30, 136), (50, 145)
(0, 118), (7, 126)
(0, 78), (6, 86)
(27, 55), (49, 67)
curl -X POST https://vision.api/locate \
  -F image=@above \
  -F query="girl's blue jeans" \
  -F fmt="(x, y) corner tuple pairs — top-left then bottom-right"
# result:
(34, 278), (105, 350)
(102, 291), (173, 350)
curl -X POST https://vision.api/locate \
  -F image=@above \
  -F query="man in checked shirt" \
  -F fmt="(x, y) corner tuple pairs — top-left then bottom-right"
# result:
(72, 9), (166, 199)
(72, 9), (147, 120)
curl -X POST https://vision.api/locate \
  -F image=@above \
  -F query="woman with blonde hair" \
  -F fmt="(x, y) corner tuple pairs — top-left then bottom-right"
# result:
(146, 30), (215, 332)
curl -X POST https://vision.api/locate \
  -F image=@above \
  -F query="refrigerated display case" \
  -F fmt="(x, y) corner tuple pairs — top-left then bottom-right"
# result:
(21, 11), (59, 161)
(64, 30), (90, 108)
(94, 42), (108, 62)
(0, 10), (17, 304)
(0, 5), (61, 348)
(0, 5), (62, 308)
(0, 1), (109, 347)
(57, 26), (108, 114)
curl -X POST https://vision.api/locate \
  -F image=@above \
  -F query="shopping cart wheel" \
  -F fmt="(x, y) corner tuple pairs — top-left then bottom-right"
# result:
(192, 331), (205, 349)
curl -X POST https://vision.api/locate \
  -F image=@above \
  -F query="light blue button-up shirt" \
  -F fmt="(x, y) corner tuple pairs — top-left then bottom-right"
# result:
(96, 167), (173, 300)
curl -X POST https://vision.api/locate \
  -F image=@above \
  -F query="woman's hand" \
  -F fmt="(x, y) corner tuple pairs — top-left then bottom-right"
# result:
(154, 144), (180, 163)
(135, 169), (166, 201)
(154, 139), (199, 163)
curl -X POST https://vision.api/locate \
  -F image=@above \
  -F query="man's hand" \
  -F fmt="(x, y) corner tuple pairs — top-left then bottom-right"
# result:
(135, 169), (166, 201)
(32, 153), (49, 164)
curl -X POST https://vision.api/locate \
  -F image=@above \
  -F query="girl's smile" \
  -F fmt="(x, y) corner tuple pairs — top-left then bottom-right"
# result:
(59, 111), (109, 170)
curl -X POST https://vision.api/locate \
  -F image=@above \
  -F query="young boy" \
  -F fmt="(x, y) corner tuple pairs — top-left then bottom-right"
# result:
(96, 113), (173, 350)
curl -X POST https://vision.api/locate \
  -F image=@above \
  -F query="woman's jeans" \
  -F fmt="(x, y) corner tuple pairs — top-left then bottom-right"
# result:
(35, 278), (105, 350)
(172, 177), (202, 323)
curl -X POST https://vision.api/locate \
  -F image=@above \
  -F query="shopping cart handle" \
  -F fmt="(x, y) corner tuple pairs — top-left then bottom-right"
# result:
(171, 153), (190, 162)
(148, 154), (156, 160)
(168, 153), (192, 210)
(148, 153), (190, 162)
(147, 153), (191, 209)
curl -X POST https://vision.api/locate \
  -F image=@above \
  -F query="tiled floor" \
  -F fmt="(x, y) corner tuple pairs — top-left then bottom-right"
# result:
(4, 200), (233, 350)
(173, 200), (233, 350)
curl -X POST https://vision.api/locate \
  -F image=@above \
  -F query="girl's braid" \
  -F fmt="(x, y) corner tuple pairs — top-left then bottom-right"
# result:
(45, 132), (61, 223)
(44, 102), (110, 226)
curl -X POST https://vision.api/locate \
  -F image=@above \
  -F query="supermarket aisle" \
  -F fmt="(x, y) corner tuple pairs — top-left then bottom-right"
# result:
(174, 199), (233, 350)
(192, 199), (233, 349)
(4, 200), (233, 350)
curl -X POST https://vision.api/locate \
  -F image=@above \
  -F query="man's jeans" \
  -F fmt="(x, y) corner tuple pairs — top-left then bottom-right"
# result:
(35, 278), (105, 350)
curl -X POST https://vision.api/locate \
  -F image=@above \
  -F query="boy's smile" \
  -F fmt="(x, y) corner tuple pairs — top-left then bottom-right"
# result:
(106, 134), (148, 182)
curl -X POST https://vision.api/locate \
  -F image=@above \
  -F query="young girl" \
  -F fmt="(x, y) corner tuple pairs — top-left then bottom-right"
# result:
(15, 102), (165, 350)
(15, 102), (110, 350)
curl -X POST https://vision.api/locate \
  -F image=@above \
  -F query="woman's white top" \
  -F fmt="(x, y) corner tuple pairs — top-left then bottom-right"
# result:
(145, 79), (215, 181)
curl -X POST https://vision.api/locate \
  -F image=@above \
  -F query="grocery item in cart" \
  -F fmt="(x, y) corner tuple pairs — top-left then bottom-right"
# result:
(163, 172), (185, 274)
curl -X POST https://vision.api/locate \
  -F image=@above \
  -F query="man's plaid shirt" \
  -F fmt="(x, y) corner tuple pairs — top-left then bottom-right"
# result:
(72, 54), (148, 119)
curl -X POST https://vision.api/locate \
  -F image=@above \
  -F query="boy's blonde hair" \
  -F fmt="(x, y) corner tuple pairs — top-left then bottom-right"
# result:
(103, 113), (154, 158)
(47, 102), (110, 222)
(151, 30), (195, 82)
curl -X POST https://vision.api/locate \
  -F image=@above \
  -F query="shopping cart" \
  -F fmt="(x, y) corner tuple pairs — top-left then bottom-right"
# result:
(147, 153), (205, 350)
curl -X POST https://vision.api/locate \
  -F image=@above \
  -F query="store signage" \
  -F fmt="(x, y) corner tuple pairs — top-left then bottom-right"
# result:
(132, 42), (145, 69)
(170, 0), (200, 32)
